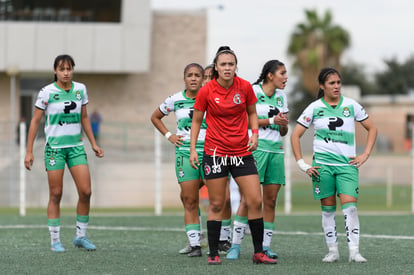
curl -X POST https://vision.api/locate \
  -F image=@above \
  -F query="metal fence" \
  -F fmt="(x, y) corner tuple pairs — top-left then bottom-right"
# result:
(0, 121), (413, 214)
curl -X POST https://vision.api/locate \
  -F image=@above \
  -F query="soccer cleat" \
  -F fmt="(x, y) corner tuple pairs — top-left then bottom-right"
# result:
(263, 246), (278, 259)
(226, 245), (241, 260)
(179, 243), (192, 254)
(187, 246), (202, 257)
(200, 234), (208, 248)
(349, 252), (367, 263)
(253, 252), (278, 264)
(208, 255), (221, 265)
(322, 251), (340, 263)
(218, 240), (231, 254)
(51, 242), (65, 253)
(73, 236), (96, 251)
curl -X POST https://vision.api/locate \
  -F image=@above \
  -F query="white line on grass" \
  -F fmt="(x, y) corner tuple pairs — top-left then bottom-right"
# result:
(1, 225), (414, 240)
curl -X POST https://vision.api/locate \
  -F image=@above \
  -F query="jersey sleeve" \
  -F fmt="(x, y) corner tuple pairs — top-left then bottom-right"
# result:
(354, 101), (369, 121)
(282, 92), (289, 113)
(296, 104), (314, 128)
(245, 82), (257, 106)
(34, 88), (49, 110)
(193, 85), (208, 112)
(82, 85), (89, 105)
(159, 95), (175, 116)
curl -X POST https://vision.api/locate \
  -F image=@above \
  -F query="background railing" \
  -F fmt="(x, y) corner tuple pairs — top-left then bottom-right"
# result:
(1, 121), (413, 215)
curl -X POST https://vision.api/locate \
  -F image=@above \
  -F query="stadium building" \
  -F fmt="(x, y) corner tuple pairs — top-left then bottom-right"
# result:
(0, 0), (207, 208)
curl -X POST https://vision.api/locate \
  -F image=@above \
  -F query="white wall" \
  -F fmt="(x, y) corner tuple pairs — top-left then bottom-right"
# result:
(0, 0), (151, 73)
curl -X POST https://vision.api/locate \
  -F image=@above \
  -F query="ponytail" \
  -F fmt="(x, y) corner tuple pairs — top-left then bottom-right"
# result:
(212, 46), (237, 79)
(253, 60), (284, 85)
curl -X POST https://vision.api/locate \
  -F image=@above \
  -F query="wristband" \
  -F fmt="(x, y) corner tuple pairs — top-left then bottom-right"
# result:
(296, 159), (312, 173)
(164, 131), (172, 139)
(252, 129), (259, 135)
(268, 117), (275, 125)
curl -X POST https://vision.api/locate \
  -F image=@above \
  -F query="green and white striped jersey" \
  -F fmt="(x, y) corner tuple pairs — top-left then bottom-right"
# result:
(35, 81), (88, 149)
(296, 96), (368, 166)
(253, 84), (289, 153)
(159, 90), (206, 153)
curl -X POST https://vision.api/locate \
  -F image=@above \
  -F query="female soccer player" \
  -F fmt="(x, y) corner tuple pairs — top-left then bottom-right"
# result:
(227, 60), (289, 260)
(24, 54), (104, 252)
(151, 63), (205, 257)
(202, 63), (233, 253)
(190, 46), (277, 265)
(290, 67), (377, 263)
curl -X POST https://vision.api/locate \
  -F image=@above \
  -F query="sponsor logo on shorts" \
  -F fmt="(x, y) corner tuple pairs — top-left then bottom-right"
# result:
(49, 157), (56, 166)
(204, 164), (211, 176)
(178, 168), (184, 178)
(314, 185), (321, 195)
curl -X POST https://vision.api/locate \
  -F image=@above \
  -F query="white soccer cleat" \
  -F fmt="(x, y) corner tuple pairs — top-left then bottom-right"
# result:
(349, 252), (367, 263)
(322, 251), (340, 263)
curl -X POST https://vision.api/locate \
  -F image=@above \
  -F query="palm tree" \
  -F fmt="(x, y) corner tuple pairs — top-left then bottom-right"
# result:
(287, 9), (351, 96)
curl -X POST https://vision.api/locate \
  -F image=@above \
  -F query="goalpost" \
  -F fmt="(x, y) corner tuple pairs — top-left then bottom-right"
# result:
(154, 128), (162, 216)
(411, 127), (414, 213)
(19, 121), (26, 217)
(284, 128), (292, 214)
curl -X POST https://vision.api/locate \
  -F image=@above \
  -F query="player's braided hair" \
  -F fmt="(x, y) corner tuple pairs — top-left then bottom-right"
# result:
(253, 60), (285, 85)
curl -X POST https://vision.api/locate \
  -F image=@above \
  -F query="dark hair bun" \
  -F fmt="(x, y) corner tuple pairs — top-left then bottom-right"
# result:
(216, 46), (231, 54)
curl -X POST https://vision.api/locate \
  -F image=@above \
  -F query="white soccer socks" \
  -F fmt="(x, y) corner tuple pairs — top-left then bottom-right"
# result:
(321, 206), (339, 262)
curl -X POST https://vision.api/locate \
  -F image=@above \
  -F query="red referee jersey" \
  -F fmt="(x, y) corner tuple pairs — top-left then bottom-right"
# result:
(194, 76), (257, 156)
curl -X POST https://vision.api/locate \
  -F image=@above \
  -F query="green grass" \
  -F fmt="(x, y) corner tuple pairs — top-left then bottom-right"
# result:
(0, 183), (412, 274)
(276, 183), (412, 213)
(1, 213), (414, 274)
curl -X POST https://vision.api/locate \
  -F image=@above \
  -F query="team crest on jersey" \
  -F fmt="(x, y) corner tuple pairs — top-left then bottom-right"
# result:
(178, 168), (184, 178)
(49, 157), (56, 166)
(76, 91), (81, 100)
(343, 107), (350, 117)
(233, 94), (241, 104)
(276, 97), (283, 107)
(314, 185), (321, 194)
(204, 164), (211, 176)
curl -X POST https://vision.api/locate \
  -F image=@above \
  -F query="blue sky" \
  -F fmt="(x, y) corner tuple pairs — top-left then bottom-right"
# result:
(152, 0), (413, 84)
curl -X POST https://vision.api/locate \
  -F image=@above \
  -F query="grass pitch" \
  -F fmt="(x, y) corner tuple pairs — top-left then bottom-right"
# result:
(0, 212), (413, 274)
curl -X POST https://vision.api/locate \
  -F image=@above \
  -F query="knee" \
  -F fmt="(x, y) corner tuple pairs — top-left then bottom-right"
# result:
(246, 197), (262, 211)
(49, 190), (62, 204)
(182, 195), (198, 211)
(264, 197), (277, 210)
(209, 200), (224, 214)
(79, 189), (92, 202)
